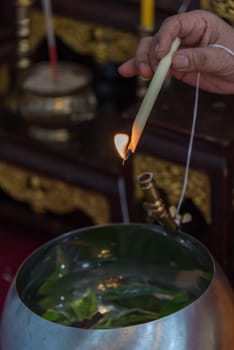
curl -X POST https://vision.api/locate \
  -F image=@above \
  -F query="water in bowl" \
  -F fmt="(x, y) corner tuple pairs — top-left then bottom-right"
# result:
(18, 225), (213, 329)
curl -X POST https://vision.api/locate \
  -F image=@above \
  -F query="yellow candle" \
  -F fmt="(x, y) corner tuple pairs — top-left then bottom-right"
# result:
(128, 37), (181, 154)
(141, 0), (155, 29)
(17, 0), (32, 4)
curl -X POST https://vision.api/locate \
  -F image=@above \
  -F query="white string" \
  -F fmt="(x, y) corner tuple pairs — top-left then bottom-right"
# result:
(176, 72), (200, 220)
(175, 43), (234, 224)
(209, 44), (234, 57)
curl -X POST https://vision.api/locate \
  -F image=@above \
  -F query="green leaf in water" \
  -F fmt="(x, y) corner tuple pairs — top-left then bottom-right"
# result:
(95, 308), (159, 329)
(70, 289), (98, 321)
(159, 292), (190, 318)
(101, 282), (186, 301)
(38, 246), (70, 296)
(42, 308), (75, 326)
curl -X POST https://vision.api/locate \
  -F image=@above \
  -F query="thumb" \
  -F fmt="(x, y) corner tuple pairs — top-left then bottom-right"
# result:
(172, 47), (229, 74)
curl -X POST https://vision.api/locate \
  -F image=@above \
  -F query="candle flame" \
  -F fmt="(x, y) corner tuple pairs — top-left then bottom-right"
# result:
(114, 133), (129, 160)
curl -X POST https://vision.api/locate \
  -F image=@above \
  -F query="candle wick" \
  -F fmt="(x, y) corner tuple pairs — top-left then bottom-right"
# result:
(122, 148), (132, 166)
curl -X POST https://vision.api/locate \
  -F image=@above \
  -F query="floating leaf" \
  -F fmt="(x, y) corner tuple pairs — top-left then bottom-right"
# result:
(70, 289), (98, 320)
(38, 246), (70, 295)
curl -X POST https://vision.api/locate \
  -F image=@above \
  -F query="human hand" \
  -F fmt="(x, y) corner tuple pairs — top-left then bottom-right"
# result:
(118, 10), (234, 94)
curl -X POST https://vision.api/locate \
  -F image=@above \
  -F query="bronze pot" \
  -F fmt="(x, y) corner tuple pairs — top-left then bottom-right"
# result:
(19, 61), (97, 141)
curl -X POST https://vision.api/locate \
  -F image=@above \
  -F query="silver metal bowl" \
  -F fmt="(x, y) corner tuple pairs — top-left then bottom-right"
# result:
(1, 223), (234, 350)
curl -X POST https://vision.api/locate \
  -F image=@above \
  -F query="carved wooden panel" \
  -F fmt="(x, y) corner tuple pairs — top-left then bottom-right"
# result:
(201, 0), (234, 24)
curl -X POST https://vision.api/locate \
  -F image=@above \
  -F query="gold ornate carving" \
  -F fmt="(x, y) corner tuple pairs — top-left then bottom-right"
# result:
(29, 9), (138, 64)
(0, 65), (10, 94)
(16, 0), (33, 72)
(28, 9), (46, 53)
(0, 162), (111, 224)
(133, 154), (211, 224)
(201, 0), (234, 25)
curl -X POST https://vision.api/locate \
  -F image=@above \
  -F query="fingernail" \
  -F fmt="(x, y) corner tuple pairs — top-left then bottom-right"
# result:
(139, 62), (149, 73)
(155, 43), (160, 52)
(174, 54), (189, 69)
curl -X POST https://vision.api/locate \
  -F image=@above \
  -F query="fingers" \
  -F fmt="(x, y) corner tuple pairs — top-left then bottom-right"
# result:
(148, 10), (224, 67)
(135, 36), (155, 76)
(118, 37), (154, 78)
(172, 47), (233, 75)
(118, 8), (234, 87)
(154, 10), (212, 50)
(118, 10), (213, 78)
(118, 58), (139, 77)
